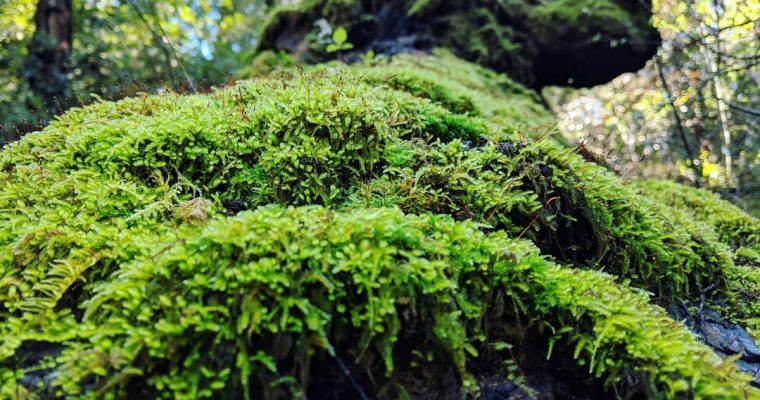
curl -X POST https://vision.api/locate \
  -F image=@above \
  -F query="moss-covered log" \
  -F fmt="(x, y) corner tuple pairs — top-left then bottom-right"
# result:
(0, 52), (758, 398)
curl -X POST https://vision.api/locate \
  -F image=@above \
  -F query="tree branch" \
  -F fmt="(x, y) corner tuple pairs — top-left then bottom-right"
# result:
(727, 102), (760, 117)
(654, 55), (702, 187)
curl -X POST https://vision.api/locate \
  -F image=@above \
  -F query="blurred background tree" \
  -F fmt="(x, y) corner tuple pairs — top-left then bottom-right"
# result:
(546, 0), (759, 214)
(0, 0), (270, 142)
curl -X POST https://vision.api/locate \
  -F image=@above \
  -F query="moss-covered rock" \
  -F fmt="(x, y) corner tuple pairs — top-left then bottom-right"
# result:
(0, 54), (757, 398)
(632, 179), (760, 333)
(633, 179), (759, 254)
(255, 0), (661, 88)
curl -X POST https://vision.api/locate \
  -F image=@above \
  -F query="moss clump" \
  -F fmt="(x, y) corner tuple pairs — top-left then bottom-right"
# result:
(0, 54), (758, 398)
(242, 50), (551, 130)
(631, 179), (760, 331)
(633, 179), (759, 253)
(346, 135), (738, 302)
(2, 207), (754, 399)
(357, 50), (553, 130)
(256, 0), (661, 87)
(529, 0), (638, 38)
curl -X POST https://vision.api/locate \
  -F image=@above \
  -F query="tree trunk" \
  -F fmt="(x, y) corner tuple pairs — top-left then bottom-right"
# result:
(23, 0), (73, 119)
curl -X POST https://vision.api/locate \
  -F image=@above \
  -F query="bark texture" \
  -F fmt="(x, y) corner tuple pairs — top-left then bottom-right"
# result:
(23, 0), (73, 116)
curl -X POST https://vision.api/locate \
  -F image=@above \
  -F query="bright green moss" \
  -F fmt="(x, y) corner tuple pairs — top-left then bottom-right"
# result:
(242, 50), (552, 129)
(345, 136), (737, 301)
(0, 54), (758, 398)
(375, 50), (552, 127)
(364, 67), (478, 115)
(407, 0), (436, 16)
(736, 247), (760, 264)
(631, 179), (760, 330)
(1, 207), (753, 398)
(632, 179), (760, 253)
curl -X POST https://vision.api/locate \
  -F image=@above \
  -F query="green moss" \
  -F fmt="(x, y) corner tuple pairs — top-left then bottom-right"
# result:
(364, 67), (477, 115)
(255, 0), (660, 88)
(352, 138), (739, 300)
(631, 179), (760, 330)
(407, 0), (438, 16)
(736, 247), (760, 264)
(2, 207), (753, 398)
(243, 50), (294, 77)
(530, 0), (634, 30)
(632, 179), (760, 253)
(441, 7), (534, 83)
(0, 55), (758, 398)
(242, 50), (552, 131)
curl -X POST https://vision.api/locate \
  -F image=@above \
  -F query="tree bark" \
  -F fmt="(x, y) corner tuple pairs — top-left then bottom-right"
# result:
(23, 0), (73, 118)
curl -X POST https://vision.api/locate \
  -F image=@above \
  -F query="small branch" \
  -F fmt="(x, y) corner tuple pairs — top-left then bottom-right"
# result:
(326, 341), (369, 400)
(697, 283), (718, 325)
(695, 60), (760, 90)
(675, 17), (760, 50)
(517, 196), (561, 240)
(332, 354), (370, 400)
(727, 102), (760, 117)
(654, 56), (702, 187)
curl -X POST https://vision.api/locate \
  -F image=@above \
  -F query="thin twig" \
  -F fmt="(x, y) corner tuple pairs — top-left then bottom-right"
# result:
(517, 196), (561, 239)
(654, 55), (702, 187)
(326, 342), (370, 400)
(728, 102), (760, 117)
(125, 0), (196, 92)
(333, 354), (370, 400)
(697, 283), (718, 325)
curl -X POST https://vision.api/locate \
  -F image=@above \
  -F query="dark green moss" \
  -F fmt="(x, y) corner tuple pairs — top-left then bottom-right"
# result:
(255, 0), (661, 88)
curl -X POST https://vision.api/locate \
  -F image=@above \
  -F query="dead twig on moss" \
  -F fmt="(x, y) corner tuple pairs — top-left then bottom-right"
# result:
(518, 196), (561, 240)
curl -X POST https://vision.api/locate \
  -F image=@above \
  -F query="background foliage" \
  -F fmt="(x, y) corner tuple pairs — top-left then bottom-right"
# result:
(0, 0), (270, 142)
(547, 0), (759, 214)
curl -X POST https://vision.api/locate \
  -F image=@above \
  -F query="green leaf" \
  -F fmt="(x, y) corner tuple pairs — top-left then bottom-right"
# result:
(333, 27), (348, 45)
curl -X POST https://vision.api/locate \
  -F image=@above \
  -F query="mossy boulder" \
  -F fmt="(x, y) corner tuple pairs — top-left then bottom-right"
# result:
(0, 52), (758, 398)
(255, 0), (661, 88)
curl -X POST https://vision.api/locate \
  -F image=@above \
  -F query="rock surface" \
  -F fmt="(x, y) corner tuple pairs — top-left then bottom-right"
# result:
(668, 304), (760, 386)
